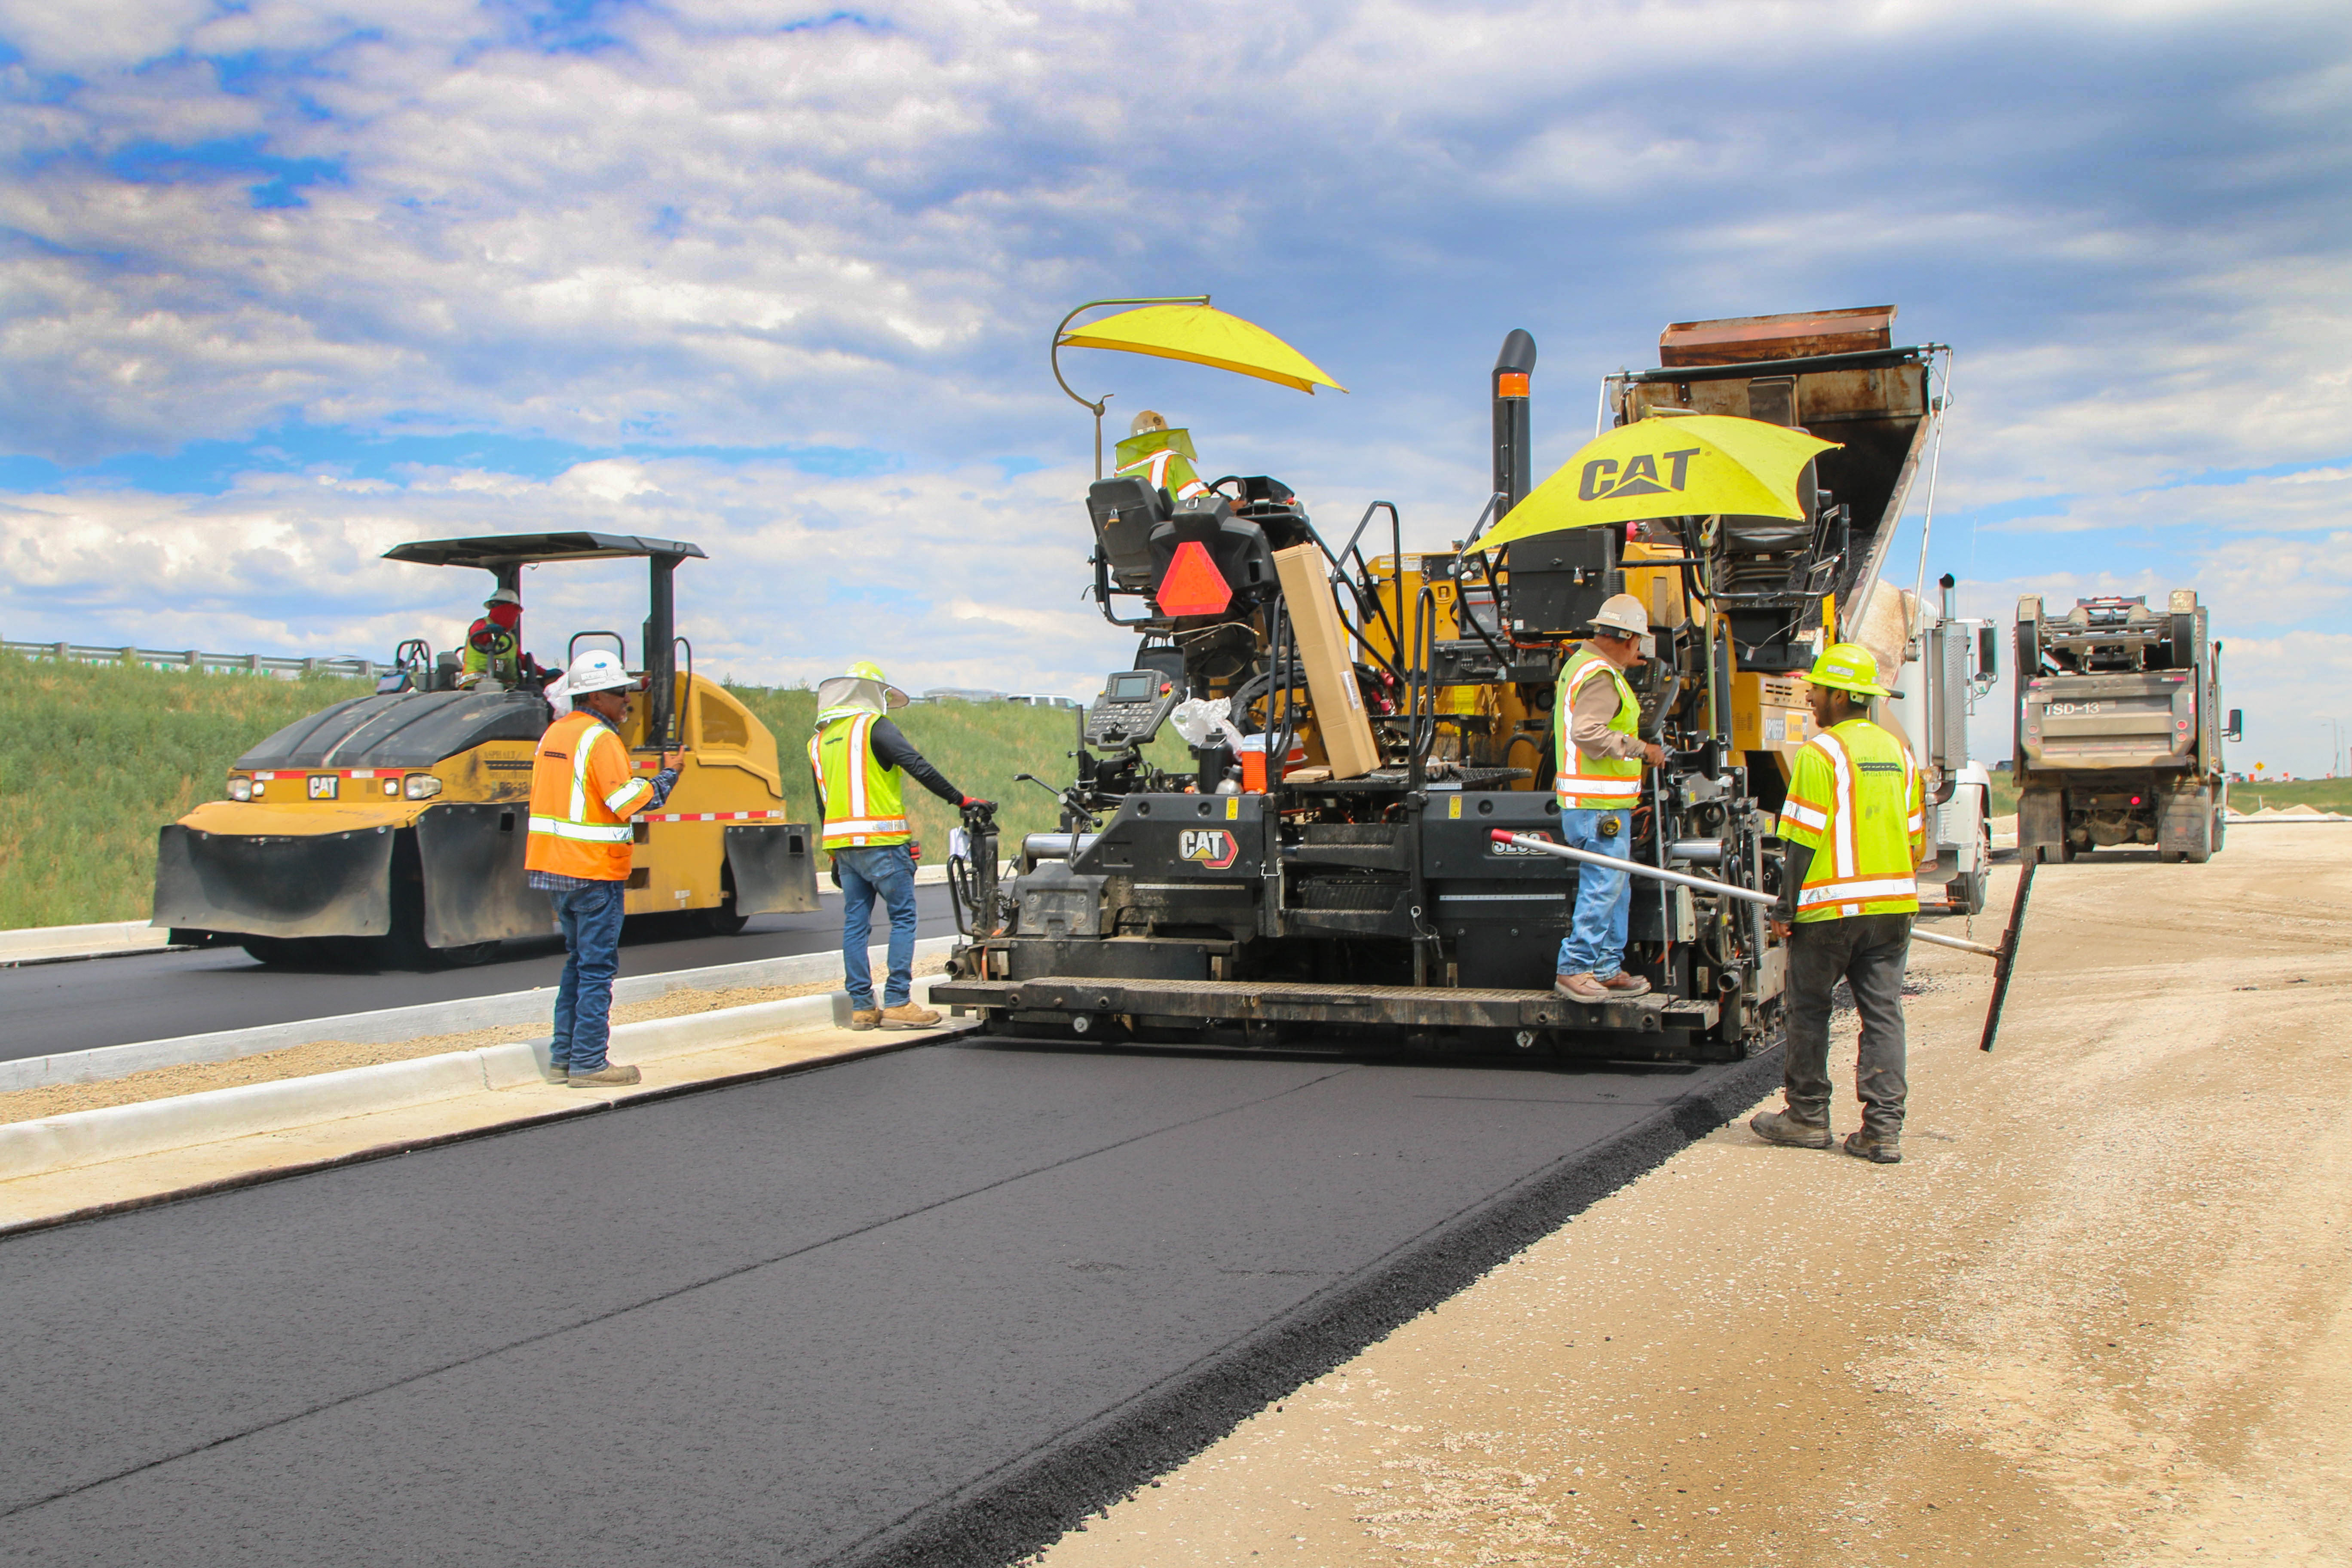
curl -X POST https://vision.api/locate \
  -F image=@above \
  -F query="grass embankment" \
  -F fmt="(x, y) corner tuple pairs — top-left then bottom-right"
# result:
(729, 686), (1170, 870)
(0, 655), (378, 930)
(0, 656), (1138, 931)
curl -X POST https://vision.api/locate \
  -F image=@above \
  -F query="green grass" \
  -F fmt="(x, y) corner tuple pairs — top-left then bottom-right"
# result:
(0, 656), (1169, 931)
(0, 653), (377, 930)
(730, 688), (1190, 868)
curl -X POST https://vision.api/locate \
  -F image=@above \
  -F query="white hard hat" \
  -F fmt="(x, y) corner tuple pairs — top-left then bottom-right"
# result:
(1591, 594), (1649, 637)
(566, 649), (633, 695)
(484, 587), (522, 607)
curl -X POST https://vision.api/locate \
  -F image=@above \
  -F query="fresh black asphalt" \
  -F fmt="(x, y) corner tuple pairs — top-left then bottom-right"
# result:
(0, 1033), (1779, 1567)
(0, 885), (957, 1061)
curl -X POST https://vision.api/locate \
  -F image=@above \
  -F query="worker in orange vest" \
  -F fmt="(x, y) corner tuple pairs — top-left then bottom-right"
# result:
(524, 650), (680, 1086)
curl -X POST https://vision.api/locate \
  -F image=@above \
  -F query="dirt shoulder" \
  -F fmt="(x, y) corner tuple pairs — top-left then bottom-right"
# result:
(1035, 833), (2352, 1567)
(2, 956), (946, 1125)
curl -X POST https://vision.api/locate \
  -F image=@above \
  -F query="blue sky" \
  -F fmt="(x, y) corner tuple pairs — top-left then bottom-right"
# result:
(3, 0), (2349, 772)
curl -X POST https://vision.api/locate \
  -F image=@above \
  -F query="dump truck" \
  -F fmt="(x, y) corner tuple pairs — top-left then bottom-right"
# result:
(2013, 590), (2238, 863)
(153, 532), (818, 966)
(931, 304), (1951, 1061)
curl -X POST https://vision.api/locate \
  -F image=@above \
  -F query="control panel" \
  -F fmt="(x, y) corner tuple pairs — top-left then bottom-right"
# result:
(1085, 669), (1181, 750)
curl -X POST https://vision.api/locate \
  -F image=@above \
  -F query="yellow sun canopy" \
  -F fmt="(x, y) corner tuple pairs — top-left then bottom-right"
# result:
(1058, 304), (1346, 395)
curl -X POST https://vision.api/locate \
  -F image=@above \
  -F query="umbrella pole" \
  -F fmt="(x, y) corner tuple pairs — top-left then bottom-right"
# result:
(1050, 294), (1214, 480)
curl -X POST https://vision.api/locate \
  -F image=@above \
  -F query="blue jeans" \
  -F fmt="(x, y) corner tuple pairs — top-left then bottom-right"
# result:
(836, 844), (917, 1009)
(1555, 807), (1632, 979)
(550, 879), (627, 1072)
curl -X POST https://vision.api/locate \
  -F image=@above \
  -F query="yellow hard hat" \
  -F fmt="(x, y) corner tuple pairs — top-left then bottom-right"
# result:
(819, 660), (910, 712)
(1807, 641), (1892, 698)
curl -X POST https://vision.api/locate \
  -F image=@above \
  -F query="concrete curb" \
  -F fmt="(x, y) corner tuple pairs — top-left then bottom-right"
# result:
(0, 920), (176, 967)
(0, 974), (954, 1184)
(0, 934), (962, 1094)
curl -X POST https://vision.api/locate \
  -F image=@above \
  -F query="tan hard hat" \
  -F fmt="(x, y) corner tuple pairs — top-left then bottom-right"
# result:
(1129, 409), (1168, 436)
(1591, 594), (1649, 638)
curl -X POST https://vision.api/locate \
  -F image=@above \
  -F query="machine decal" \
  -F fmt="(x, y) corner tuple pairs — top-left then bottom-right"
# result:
(1179, 828), (1240, 870)
(308, 775), (339, 800)
(1487, 830), (1560, 857)
(640, 809), (793, 823)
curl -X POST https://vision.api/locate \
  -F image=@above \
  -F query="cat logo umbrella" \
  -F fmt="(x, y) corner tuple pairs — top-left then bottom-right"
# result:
(1051, 296), (1344, 475)
(1478, 413), (1838, 551)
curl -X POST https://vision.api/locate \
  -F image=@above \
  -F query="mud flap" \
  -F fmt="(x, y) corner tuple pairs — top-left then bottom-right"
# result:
(416, 803), (557, 947)
(726, 823), (820, 915)
(154, 823), (395, 938)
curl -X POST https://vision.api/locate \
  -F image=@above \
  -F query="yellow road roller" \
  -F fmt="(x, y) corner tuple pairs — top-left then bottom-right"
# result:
(153, 532), (818, 966)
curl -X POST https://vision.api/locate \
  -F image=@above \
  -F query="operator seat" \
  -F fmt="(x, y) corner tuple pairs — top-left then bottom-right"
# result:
(1086, 476), (1168, 593)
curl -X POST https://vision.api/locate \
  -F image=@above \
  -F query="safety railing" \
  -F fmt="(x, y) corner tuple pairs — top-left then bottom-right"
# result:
(2, 640), (378, 680)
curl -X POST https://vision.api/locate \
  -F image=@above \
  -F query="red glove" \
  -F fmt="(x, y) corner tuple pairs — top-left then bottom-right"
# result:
(961, 796), (997, 811)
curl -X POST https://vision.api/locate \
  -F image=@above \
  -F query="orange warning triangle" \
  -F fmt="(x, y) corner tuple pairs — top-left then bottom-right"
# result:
(1155, 539), (1233, 617)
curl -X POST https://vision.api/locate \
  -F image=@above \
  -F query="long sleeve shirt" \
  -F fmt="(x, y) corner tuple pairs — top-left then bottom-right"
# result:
(867, 719), (964, 805)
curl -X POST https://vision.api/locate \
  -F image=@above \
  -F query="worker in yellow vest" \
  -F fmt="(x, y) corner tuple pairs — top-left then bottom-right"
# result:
(1553, 594), (1668, 1003)
(1113, 409), (1210, 507)
(809, 661), (993, 1030)
(1750, 642), (1927, 1164)
(524, 650), (680, 1086)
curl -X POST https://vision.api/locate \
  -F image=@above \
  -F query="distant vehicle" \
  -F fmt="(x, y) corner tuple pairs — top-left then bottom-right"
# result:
(2012, 591), (2240, 863)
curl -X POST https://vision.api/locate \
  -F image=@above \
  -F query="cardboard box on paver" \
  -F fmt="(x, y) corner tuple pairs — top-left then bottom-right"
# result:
(1272, 544), (1381, 779)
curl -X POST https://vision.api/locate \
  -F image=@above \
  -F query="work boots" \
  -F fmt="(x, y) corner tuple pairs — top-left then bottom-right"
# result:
(567, 1062), (642, 1088)
(1598, 971), (1652, 998)
(848, 1009), (882, 1031)
(878, 1001), (942, 1030)
(1748, 1107), (1833, 1149)
(1555, 972), (1610, 1002)
(1843, 1128), (1902, 1164)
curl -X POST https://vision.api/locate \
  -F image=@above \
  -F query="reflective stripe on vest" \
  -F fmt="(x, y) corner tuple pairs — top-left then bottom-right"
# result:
(524, 712), (640, 879)
(1553, 649), (1644, 809)
(808, 712), (911, 850)
(1792, 725), (1919, 921)
(1116, 447), (1207, 502)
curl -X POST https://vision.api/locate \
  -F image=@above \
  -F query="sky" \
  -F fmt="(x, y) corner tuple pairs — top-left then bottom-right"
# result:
(2, 0), (2348, 773)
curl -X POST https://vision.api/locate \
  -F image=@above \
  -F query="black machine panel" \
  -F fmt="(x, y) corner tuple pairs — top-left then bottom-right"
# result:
(1084, 669), (1181, 749)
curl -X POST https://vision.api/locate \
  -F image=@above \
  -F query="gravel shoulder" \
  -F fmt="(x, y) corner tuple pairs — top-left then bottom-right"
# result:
(0, 956), (945, 1125)
(1034, 832), (2352, 1567)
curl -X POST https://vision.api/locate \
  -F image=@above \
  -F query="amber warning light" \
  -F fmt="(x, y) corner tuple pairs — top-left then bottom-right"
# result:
(1496, 372), (1530, 398)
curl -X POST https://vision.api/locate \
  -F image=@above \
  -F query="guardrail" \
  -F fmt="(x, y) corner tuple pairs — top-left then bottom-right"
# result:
(3, 640), (378, 680)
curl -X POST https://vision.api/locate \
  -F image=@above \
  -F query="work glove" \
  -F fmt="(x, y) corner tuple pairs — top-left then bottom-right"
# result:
(960, 796), (997, 812)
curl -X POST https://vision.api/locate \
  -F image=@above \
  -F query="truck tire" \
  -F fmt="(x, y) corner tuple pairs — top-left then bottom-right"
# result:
(2212, 805), (2227, 856)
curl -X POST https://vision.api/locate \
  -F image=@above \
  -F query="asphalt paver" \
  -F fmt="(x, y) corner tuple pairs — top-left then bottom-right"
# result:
(0, 884), (956, 1061)
(0, 1033), (1775, 1566)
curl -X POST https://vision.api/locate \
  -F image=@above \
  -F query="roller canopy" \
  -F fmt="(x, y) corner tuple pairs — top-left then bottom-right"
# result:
(383, 533), (706, 569)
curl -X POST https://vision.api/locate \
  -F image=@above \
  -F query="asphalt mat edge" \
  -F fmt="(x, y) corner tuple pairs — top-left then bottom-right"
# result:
(841, 1043), (1787, 1568)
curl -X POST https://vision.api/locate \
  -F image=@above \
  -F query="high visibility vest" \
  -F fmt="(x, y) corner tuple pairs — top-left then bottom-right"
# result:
(1553, 646), (1644, 810)
(808, 711), (911, 850)
(1775, 718), (1926, 922)
(525, 710), (654, 880)
(1114, 446), (1207, 504)
(459, 621), (519, 689)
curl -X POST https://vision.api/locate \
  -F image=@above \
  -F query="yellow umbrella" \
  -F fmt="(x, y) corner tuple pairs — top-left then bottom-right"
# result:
(1478, 414), (1839, 551)
(1058, 303), (1346, 395)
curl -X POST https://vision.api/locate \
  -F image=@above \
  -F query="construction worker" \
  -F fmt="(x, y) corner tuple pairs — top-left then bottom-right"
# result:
(809, 661), (994, 1030)
(1113, 410), (1210, 506)
(524, 650), (680, 1087)
(1749, 643), (1927, 1164)
(459, 588), (527, 690)
(1553, 594), (1668, 1003)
